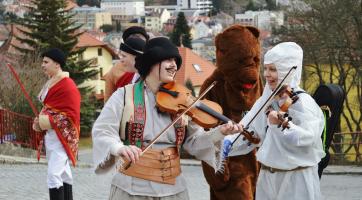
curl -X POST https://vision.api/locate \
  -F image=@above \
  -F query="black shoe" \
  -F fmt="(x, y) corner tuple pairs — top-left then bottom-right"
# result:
(63, 183), (73, 200)
(49, 186), (64, 200)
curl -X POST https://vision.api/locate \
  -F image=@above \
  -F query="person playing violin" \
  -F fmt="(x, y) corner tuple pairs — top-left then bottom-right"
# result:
(92, 37), (241, 200)
(229, 42), (325, 200)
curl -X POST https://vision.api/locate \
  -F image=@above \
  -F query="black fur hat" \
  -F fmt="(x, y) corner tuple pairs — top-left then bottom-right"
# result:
(41, 48), (66, 67)
(122, 26), (149, 41)
(135, 37), (182, 78)
(120, 37), (145, 56)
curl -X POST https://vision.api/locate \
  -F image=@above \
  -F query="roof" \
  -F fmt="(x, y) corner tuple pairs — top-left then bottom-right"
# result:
(174, 47), (216, 87)
(0, 24), (33, 54)
(76, 32), (119, 58)
(66, 0), (79, 11)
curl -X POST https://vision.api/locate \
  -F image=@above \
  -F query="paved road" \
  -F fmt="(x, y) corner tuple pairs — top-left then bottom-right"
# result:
(0, 163), (361, 200)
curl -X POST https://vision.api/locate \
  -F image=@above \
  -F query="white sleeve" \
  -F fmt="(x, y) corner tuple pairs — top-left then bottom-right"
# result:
(92, 89), (125, 174)
(279, 95), (324, 147)
(182, 121), (225, 170)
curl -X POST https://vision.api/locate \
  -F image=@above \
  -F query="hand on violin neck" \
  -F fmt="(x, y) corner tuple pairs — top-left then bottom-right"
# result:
(267, 110), (282, 125)
(220, 121), (243, 135)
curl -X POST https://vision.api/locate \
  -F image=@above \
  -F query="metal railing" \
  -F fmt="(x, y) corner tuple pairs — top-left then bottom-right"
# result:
(0, 108), (40, 149)
(329, 131), (362, 164)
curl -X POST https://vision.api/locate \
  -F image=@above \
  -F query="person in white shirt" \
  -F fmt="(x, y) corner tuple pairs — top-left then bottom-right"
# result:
(92, 37), (241, 200)
(227, 42), (325, 200)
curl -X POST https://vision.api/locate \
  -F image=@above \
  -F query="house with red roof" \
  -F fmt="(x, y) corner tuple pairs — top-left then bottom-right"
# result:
(75, 32), (119, 96)
(175, 47), (216, 96)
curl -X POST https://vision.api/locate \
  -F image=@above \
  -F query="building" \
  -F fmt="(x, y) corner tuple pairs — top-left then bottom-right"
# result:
(179, 0), (213, 12)
(76, 32), (119, 95)
(101, 0), (145, 16)
(71, 6), (112, 30)
(191, 37), (215, 63)
(101, 0), (145, 25)
(145, 9), (171, 32)
(235, 10), (284, 31)
(145, 0), (212, 14)
(175, 47), (216, 95)
(190, 21), (210, 40)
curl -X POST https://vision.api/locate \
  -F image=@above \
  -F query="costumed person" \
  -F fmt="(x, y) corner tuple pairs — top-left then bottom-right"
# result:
(104, 26), (149, 102)
(229, 42), (325, 200)
(32, 48), (81, 200)
(92, 37), (241, 200)
(199, 25), (263, 200)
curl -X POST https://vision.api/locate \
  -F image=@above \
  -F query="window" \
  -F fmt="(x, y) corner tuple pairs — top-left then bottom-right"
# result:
(100, 67), (103, 77)
(192, 64), (202, 72)
(98, 48), (102, 56)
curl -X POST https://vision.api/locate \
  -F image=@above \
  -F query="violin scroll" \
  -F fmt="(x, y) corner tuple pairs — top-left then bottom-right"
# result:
(241, 129), (260, 144)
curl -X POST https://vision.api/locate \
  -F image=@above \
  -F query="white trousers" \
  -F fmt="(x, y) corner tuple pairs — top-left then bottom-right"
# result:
(45, 130), (73, 189)
(256, 166), (322, 200)
(109, 185), (189, 200)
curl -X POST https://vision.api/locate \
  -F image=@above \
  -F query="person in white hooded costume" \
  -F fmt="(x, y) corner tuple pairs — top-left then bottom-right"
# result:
(226, 42), (325, 200)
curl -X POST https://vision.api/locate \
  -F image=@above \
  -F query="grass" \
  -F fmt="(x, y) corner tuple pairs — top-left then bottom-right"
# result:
(78, 136), (92, 150)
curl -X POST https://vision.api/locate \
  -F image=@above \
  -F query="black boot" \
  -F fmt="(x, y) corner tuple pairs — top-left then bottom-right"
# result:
(63, 183), (73, 200)
(49, 186), (64, 200)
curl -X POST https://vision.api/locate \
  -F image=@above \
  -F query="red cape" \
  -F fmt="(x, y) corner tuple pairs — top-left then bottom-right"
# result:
(43, 77), (81, 166)
(116, 72), (135, 88)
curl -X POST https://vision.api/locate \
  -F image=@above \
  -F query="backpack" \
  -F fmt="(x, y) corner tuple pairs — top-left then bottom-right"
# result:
(312, 84), (345, 178)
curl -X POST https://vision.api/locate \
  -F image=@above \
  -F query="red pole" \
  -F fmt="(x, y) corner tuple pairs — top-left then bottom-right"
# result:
(6, 63), (39, 116)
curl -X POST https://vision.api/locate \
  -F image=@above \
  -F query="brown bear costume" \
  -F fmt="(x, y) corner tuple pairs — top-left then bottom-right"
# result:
(200, 25), (263, 200)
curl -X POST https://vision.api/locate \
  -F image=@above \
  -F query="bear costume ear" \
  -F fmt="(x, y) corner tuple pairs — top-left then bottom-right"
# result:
(246, 26), (260, 39)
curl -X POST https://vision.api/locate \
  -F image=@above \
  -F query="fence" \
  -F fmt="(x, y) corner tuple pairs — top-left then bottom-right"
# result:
(0, 109), (40, 150)
(329, 131), (362, 165)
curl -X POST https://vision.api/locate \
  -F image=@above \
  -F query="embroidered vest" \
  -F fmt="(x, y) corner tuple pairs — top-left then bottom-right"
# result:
(119, 81), (186, 149)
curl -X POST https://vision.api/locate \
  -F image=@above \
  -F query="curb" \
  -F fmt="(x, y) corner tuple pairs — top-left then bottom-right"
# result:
(0, 154), (92, 168)
(2, 154), (362, 175)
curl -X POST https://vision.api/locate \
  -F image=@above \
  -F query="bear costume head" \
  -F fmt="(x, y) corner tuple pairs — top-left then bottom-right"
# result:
(202, 25), (263, 121)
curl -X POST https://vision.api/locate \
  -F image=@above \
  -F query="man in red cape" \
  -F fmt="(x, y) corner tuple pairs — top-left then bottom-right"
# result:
(103, 26), (149, 102)
(33, 48), (80, 200)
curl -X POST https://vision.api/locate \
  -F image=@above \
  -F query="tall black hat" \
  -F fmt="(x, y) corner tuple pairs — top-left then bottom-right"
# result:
(120, 37), (146, 56)
(122, 26), (149, 41)
(135, 37), (182, 78)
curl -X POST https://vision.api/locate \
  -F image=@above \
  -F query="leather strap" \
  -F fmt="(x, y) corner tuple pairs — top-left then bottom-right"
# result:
(261, 163), (309, 173)
(120, 147), (181, 185)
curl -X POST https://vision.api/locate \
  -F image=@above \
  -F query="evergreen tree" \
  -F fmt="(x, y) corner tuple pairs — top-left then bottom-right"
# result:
(185, 78), (196, 97)
(170, 12), (192, 49)
(13, 0), (99, 136)
(0, 2), (5, 23)
(265, 0), (277, 10)
(246, 0), (258, 11)
(77, 0), (100, 7)
(212, 0), (221, 12)
(116, 20), (121, 32)
(100, 24), (114, 33)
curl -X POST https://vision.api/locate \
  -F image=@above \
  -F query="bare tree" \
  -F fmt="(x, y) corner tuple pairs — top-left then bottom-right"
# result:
(0, 52), (46, 116)
(275, 0), (362, 132)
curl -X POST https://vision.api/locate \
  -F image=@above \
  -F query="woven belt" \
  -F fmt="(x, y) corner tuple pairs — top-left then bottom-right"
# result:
(261, 164), (309, 173)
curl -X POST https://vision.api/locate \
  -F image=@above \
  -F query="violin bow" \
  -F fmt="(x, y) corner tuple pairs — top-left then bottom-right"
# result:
(230, 66), (297, 147)
(6, 63), (44, 161)
(121, 81), (217, 170)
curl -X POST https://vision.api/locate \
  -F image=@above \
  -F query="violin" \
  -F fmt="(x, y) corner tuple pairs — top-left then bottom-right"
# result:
(265, 85), (300, 130)
(156, 81), (260, 144)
